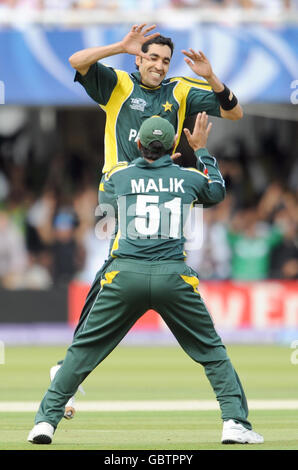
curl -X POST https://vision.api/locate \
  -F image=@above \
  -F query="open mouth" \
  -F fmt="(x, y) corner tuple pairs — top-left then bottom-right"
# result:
(150, 71), (162, 79)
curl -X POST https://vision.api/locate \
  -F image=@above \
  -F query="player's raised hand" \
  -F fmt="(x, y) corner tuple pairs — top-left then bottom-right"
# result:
(182, 49), (213, 80)
(183, 112), (212, 151)
(121, 24), (160, 59)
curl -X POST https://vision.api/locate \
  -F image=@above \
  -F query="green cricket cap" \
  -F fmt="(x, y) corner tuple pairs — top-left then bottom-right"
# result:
(139, 116), (175, 150)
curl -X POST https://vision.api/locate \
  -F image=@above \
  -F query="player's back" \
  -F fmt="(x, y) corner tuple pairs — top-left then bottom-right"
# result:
(101, 155), (212, 261)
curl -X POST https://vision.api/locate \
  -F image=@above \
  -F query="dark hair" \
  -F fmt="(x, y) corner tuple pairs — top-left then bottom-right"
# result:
(142, 35), (174, 56)
(139, 141), (172, 161)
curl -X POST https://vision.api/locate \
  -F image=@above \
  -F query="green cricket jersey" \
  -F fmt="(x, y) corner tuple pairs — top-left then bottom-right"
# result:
(75, 63), (221, 173)
(99, 148), (225, 261)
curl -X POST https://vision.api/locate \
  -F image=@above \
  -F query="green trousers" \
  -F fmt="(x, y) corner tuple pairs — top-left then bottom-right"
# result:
(35, 258), (251, 430)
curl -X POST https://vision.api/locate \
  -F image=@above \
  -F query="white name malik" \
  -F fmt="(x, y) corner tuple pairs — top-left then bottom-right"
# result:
(104, 454), (193, 466)
(131, 178), (185, 194)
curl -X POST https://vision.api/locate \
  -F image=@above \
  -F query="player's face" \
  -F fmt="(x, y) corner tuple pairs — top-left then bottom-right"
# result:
(136, 44), (172, 88)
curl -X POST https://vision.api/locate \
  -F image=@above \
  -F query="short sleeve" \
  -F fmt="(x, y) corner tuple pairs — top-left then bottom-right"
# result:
(186, 86), (221, 118)
(74, 62), (118, 105)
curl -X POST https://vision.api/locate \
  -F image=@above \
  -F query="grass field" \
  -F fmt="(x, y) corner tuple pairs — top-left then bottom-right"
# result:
(0, 344), (297, 451)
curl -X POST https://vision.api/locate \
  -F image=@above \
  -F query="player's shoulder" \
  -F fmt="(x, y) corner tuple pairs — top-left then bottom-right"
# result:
(168, 76), (212, 91)
(101, 68), (134, 89)
(178, 166), (209, 181)
(104, 162), (130, 181)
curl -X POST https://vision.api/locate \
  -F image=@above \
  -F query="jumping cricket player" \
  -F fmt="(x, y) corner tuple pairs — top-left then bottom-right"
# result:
(28, 113), (263, 445)
(69, 23), (242, 174)
(50, 23), (243, 419)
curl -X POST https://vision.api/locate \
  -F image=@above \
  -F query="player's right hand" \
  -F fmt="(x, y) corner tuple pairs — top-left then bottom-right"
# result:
(183, 112), (212, 151)
(121, 24), (160, 59)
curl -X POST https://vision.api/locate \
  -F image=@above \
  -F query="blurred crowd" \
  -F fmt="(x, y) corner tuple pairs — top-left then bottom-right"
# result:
(0, 158), (112, 289)
(186, 182), (298, 281)
(0, 0), (296, 12)
(186, 117), (298, 281)
(0, 107), (297, 290)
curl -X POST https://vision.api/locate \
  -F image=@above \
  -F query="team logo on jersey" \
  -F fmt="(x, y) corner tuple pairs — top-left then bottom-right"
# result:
(130, 98), (147, 112)
(162, 101), (173, 112)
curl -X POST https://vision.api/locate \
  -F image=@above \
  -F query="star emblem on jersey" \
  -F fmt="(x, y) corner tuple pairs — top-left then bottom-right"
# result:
(162, 101), (173, 112)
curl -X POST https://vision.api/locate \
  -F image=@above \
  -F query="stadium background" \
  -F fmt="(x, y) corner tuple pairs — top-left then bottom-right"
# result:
(0, 0), (298, 452)
(0, 0), (297, 347)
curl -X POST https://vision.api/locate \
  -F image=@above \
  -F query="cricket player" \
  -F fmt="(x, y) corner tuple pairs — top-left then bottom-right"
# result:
(50, 24), (243, 420)
(28, 113), (263, 445)
(69, 23), (242, 174)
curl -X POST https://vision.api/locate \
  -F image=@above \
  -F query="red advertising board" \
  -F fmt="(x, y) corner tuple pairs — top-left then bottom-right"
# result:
(68, 280), (298, 330)
(68, 281), (161, 330)
(199, 281), (298, 328)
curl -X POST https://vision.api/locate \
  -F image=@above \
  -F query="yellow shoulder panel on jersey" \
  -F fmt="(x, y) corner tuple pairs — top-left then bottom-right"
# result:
(100, 70), (134, 174)
(170, 79), (190, 154)
(104, 161), (129, 181)
(171, 76), (212, 91)
(169, 76), (212, 154)
(181, 76), (212, 91)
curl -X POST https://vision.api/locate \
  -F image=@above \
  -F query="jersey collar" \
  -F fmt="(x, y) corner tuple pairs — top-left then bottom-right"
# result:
(134, 155), (173, 168)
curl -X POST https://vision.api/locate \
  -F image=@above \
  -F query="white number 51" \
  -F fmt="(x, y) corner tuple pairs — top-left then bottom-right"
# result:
(135, 195), (181, 238)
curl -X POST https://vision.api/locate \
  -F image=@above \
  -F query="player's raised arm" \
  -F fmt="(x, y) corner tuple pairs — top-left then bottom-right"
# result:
(182, 49), (243, 121)
(184, 112), (226, 206)
(69, 23), (160, 76)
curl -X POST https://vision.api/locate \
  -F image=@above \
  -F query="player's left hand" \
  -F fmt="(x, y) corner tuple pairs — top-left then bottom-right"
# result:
(182, 49), (213, 80)
(184, 111), (212, 151)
